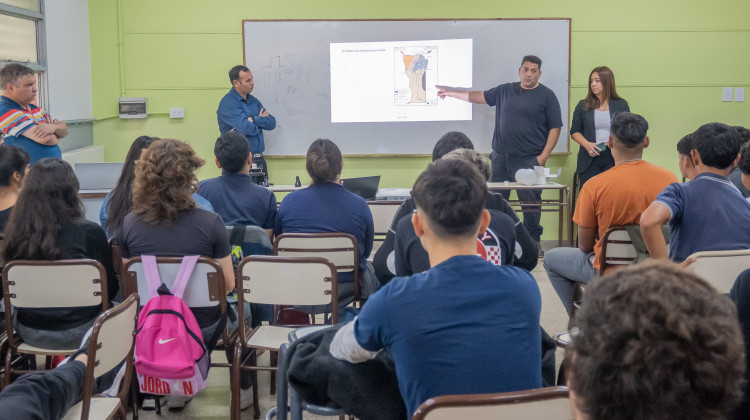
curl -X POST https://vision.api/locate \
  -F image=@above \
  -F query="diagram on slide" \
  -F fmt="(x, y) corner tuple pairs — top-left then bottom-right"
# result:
(395, 46), (437, 106)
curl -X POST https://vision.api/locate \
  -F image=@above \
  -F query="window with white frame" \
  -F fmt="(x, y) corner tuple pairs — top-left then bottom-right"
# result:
(0, 0), (46, 107)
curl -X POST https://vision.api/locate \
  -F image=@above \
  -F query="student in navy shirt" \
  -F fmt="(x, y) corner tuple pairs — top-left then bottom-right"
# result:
(275, 138), (378, 304)
(198, 131), (277, 238)
(330, 159), (542, 418)
(641, 122), (750, 263)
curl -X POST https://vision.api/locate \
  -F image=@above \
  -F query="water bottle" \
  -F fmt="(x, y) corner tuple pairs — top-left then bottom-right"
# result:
(294, 176), (301, 188)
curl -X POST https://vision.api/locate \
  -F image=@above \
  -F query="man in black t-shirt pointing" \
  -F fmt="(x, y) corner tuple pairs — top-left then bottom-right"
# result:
(437, 55), (562, 247)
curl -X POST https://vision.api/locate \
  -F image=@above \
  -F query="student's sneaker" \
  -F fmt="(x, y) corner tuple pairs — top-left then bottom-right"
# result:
(166, 395), (193, 409)
(537, 241), (545, 258)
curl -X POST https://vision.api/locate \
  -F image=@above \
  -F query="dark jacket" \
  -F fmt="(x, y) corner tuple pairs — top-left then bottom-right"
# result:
(571, 98), (630, 174)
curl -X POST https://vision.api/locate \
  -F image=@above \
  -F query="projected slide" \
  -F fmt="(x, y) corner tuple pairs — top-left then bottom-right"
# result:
(330, 39), (472, 123)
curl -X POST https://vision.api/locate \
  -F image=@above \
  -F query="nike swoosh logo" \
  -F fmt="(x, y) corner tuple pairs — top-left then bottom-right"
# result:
(158, 338), (176, 344)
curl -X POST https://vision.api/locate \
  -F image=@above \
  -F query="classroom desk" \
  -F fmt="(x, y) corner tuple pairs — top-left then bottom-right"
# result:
(487, 182), (573, 247)
(268, 182), (573, 247)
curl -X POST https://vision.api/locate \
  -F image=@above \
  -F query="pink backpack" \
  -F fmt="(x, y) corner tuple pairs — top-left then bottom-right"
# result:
(134, 255), (209, 396)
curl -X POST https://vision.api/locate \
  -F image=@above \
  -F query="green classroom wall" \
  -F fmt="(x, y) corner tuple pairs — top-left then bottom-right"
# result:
(88, 0), (750, 240)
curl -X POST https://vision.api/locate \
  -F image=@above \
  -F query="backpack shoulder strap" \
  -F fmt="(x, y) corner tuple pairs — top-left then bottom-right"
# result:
(171, 255), (199, 299)
(141, 255), (162, 299)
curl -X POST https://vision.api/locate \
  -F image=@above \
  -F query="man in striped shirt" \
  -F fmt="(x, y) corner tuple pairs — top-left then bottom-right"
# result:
(0, 63), (67, 163)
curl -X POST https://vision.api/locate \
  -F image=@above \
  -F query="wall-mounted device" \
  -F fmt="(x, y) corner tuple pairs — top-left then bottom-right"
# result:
(119, 97), (148, 119)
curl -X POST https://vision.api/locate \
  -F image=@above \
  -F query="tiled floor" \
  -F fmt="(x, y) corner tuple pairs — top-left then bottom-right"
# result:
(136, 255), (569, 419)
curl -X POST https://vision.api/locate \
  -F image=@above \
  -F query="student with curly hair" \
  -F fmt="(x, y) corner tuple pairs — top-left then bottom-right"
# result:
(3, 158), (117, 349)
(116, 138), (241, 408)
(567, 261), (744, 420)
(101, 135), (213, 238)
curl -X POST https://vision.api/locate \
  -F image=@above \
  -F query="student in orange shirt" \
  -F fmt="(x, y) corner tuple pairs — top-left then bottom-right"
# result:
(543, 112), (677, 314)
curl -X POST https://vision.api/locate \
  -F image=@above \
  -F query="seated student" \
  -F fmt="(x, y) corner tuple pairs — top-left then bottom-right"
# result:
(728, 126), (750, 197)
(544, 112), (677, 314)
(197, 131), (277, 238)
(394, 149), (517, 275)
(736, 142), (750, 202)
(330, 159), (542, 419)
(115, 139), (241, 409)
(101, 135), (213, 239)
(373, 131), (537, 286)
(676, 133), (698, 180)
(0, 145), (29, 231)
(567, 261), (744, 420)
(2, 159), (117, 350)
(274, 138), (379, 303)
(641, 122), (750, 263)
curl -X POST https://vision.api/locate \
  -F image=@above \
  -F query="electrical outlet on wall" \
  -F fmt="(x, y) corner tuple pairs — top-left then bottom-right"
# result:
(722, 87), (733, 102)
(169, 108), (185, 118)
(735, 88), (745, 102)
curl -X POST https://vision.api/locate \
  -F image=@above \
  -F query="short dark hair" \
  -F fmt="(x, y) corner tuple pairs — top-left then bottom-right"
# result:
(733, 125), (750, 146)
(432, 131), (474, 161)
(0, 63), (34, 90)
(568, 261), (744, 420)
(0, 145), (29, 187)
(411, 159), (487, 238)
(306, 138), (342, 184)
(610, 112), (649, 148)
(521, 55), (542, 69)
(692, 122), (741, 169)
(738, 143), (750, 175)
(214, 131), (249, 173)
(676, 133), (694, 156)
(228, 65), (251, 83)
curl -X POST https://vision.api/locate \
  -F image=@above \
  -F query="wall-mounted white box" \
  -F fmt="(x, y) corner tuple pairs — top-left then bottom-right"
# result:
(170, 108), (185, 119)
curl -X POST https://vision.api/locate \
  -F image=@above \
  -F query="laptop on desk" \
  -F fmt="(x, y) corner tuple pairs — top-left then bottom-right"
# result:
(341, 176), (380, 200)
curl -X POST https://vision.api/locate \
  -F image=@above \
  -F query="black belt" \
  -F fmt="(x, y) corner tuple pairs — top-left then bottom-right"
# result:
(252, 153), (263, 158)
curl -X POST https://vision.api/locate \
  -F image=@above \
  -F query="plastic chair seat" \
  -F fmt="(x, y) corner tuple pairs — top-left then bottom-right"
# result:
(17, 342), (78, 355)
(247, 326), (294, 350)
(61, 397), (121, 420)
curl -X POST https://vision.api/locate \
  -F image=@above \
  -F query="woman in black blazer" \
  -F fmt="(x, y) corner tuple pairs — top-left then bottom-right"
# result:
(571, 66), (630, 187)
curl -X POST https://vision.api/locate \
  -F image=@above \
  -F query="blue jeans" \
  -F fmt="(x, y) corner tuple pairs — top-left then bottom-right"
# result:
(543, 247), (597, 315)
(490, 153), (543, 242)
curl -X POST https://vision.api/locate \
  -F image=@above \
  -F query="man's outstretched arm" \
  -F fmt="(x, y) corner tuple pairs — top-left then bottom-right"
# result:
(436, 87), (487, 104)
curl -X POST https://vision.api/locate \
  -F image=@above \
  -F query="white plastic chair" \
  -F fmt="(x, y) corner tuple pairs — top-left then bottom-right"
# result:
(274, 233), (359, 303)
(687, 249), (750, 294)
(62, 294), (139, 420)
(1, 259), (109, 388)
(412, 386), (573, 420)
(231, 255), (338, 420)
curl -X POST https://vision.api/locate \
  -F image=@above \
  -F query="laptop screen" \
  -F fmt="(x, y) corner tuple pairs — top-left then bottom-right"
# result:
(341, 176), (380, 200)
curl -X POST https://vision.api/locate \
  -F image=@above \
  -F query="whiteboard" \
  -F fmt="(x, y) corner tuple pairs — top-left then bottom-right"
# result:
(242, 19), (570, 156)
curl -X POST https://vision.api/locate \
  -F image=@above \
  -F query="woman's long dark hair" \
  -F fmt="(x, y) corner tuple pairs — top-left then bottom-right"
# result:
(105, 136), (157, 236)
(3, 158), (84, 261)
(583, 66), (622, 111)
